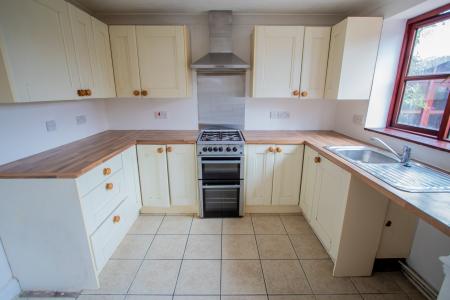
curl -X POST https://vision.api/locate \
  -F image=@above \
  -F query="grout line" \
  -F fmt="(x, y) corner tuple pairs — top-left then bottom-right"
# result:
(251, 214), (269, 298)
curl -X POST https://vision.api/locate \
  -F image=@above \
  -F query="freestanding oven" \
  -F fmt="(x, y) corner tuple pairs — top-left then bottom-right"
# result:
(197, 130), (245, 218)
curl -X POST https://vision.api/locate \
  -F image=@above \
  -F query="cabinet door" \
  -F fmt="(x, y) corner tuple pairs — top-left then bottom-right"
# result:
(253, 26), (304, 98)
(92, 17), (116, 98)
(68, 3), (96, 97)
(122, 146), (142, 210)
(299, 146), (319, 220)
(311, 155), (351, 254)
(167, 144), (197, 207)
(136, 26), (189, 98)
(109, 25), (141, 98)
(0, 0), (79, 102)
(272, 145), (303, 205)
(300, 27), (331, 99)
(324, 20), (346, 99)
(137, 145), (170, 207)
(245, 145), (275, 206)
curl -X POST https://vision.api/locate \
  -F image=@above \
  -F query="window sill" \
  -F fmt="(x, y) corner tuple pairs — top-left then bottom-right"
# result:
(364, 127), (450, 153)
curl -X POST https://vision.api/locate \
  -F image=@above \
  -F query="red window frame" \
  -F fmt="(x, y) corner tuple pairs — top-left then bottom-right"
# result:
(387, 3), (450, 141)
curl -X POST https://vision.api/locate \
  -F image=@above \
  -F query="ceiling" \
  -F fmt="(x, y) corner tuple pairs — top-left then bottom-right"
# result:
(73, 0), (390, 15)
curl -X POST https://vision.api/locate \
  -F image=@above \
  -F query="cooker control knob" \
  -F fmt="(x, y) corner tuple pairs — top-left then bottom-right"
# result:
(218, 147), (223, 152)
(202, 147), (208, 152)
(226, 147), (231, 152)
(213, 147), (218, 152)
(208, 147), (212, 152)
(232, 147), (238, 152)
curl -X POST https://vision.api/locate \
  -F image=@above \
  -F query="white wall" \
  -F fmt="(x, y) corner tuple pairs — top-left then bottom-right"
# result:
(0, 240), (19, 300)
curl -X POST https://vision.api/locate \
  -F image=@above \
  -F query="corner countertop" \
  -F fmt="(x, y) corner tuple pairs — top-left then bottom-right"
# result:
(0, 129), (448, 236)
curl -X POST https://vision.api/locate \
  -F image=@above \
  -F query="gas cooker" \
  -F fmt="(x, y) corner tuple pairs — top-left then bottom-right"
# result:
(197, 129), (245, 156)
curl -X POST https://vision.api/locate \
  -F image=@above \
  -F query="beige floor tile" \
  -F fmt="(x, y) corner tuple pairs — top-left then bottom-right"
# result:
(316, 296), (362, 300)
(301, 260), (357, 294)
(190, 218), (222, 234)
(145, 235), (188, 259)
(252, 216), (286, 234)
(221, 260), (266, 295)
(269, 296), (315, 300)
(351, 272), (402, 293)
(261, 260), (312, 294)
(184, 235), (221, 259)
(223, 296), (268, 300)
(78, 296), (125, 300)
(157, 215), (192, 234)
(289, 233), (329, 259)
(83, 260), (141, 294)
(223, 216), (254, 234)
(256, 235), (297, 259)
(280, 215), (312, 235)
(174, 297), (220, 300)
(389, 272), (421, 295)
(126, 296), (172, 300)
(129, 260), (181, 294)
(111, 235), (154, 259)
(175, 260), (221, 295)
(222, 235), (259, 259)
(128, 215), (164, 234)
(360, 294), (408, 300)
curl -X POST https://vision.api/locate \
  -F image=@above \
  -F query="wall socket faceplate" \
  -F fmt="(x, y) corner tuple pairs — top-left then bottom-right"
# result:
(45, 120), (56, 132)
(76, 115), (87, 125)
(352, 114), (365, 125)
(154, 111), (168, 119)
(270, 111), (290, 119)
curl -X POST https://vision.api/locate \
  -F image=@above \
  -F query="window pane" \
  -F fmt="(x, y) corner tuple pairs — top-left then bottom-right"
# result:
(408, 19), (450, 76)
(397, 79), (449, 130)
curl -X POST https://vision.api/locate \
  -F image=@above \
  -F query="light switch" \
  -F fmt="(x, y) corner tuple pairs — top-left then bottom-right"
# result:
(45, 120), (56, 132)
(76, 115), (87, 125)
(154, 111), (168, 119)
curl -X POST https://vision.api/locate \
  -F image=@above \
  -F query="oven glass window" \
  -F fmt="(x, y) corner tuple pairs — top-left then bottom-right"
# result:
(201, 158), (241, 180)
(202, 184), (240, 218)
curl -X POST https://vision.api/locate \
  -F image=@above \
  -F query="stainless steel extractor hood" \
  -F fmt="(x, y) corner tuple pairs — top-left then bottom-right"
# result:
(191, 11), (250, 71)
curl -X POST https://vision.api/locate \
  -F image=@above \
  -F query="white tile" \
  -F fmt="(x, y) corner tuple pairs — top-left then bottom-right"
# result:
(128, 216), (164, 234)
(157, 216), (192, 234)
(145, 235), (188, 259)
(175, 260), (221, 295)
(129, 260), (181, 294)
(184, 235), (221, 259)
(111, 235), (154, 259)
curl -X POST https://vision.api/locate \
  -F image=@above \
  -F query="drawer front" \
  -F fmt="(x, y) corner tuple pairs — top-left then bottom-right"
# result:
(90, 197), (138, 272)
(82, 170), (127, 234)
(77, 154), (123, 197)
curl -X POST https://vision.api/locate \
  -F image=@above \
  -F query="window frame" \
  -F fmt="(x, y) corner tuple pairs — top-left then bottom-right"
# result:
(387, 3), (450, 141)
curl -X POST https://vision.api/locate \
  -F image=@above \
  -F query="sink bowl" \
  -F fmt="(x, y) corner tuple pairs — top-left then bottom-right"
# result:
(324, 145), (450, 193)
(326, 146), (398, 164)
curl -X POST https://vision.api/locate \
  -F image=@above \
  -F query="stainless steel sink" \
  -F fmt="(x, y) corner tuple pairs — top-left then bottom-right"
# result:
(325, 145), (450, 193)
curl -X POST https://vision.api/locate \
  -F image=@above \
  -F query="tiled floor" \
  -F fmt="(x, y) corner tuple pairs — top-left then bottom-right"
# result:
(80, 214), (426, 300)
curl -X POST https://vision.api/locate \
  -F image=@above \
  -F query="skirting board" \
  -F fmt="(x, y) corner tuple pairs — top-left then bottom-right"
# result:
(0, 278), (20, 300)
(245, 205), (302, 214)
(140, 205), (197, 215)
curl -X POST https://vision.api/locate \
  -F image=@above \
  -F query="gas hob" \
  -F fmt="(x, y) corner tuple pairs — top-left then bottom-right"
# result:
(197, 129), (245, 156)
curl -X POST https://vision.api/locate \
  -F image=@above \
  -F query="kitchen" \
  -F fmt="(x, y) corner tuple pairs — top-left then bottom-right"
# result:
(0, 0), (449, 300)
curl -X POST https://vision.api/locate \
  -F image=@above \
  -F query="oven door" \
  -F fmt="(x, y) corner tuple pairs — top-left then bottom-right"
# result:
(198, 156), (244, 180)
(200, 180), (244, 218)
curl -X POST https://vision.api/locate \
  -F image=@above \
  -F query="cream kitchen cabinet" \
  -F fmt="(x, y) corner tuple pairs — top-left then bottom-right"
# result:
(0, 0), (116, 102)
(137, 144), (197, 212)
(324, 17), (383, 100)
(109, 25), (192, 98)
(299, 146), (319, 221)
(252, 26), (330, 99)
(245, 144), (303, 208)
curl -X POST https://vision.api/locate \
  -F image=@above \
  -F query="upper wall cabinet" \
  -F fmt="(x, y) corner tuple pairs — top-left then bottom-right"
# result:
(252, 26), (331, 99)
(0, 0), (116, 103)
(324, 17), (383, 100)
(109, 25), (192, 98)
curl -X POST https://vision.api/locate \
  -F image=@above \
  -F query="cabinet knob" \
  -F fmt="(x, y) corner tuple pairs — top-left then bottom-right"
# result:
(292, 90), (300, 96)
(85, 89), (92, 96)
(133, 90), (140, 96)
(77, 89), (86, 97)
(268, 146), (274, 153)
(301, 91), (308, 97)
(103, 168), (112, 176)
(385, 220), (392, 227)
(314, 156), (321, 163)
(166, 146), (173, 153)
(105, 183), (114, 190)
(157, 147), (164, 153)
(113, 215), (121, 223)
(276, 147), (282, 153)
(141, 90), (148, 96)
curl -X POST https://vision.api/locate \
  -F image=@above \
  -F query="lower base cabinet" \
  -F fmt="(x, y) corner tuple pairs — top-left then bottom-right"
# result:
(0, 146), (141, 291)
(299, 146), (417, 276)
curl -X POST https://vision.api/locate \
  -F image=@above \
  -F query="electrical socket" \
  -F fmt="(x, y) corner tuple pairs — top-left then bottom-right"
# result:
(76, 115), (87, 125)
(45, 120), (56, 132)
(352, 114), (364, 125)
(154, 111), (168, 119)
(270, 111), (290, 119)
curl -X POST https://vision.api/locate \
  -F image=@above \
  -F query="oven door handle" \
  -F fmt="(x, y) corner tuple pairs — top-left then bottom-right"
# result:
(201, 160), (241, 164)
(202, 185), (241, 189)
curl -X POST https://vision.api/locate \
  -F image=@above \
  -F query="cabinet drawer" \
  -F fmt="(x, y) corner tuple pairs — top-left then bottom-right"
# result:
(90, 197), (137, 272)
(77, 154), (123, 197)
(82, 170), (127, 234)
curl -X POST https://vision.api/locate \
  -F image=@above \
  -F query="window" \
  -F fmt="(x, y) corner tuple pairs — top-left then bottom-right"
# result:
(389, 4), (450, 141)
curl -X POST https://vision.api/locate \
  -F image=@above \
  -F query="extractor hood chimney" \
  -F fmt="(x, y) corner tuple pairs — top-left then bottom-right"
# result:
(191, 10), (250, 72)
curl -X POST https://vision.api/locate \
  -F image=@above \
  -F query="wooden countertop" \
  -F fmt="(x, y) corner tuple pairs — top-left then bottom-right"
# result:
(0, 129), (448, 235)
